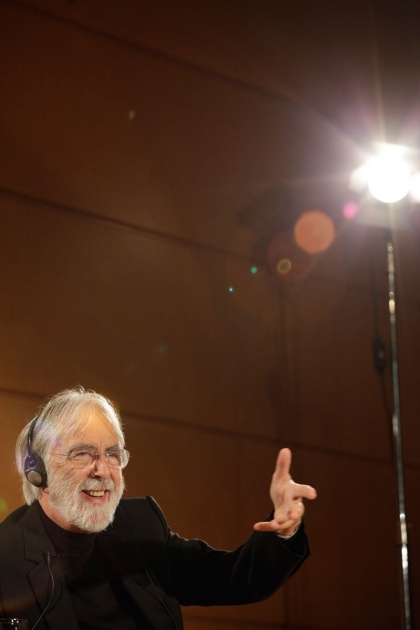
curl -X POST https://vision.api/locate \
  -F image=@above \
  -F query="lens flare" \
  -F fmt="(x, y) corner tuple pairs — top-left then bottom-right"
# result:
(343, 201), (359, 220)
(294, 210), (335, 254)
(276, 258), (292, 275)
(267, 231), (315, 282)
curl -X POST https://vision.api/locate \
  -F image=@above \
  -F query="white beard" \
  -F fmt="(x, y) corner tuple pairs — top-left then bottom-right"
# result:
(47, 469), (125, 533)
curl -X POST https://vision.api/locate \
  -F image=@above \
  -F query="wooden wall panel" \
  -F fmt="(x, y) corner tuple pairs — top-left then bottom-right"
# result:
(8, 0), (382, 139)
(0, 393), (40, 514)
(0, 202), (285, 436)
(292, 450), (402, 630)
(0, 1), (362, 252)
(0, 2), (419, 629)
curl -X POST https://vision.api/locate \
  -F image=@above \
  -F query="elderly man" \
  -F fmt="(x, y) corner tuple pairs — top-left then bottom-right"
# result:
(0, 388), (316, 629)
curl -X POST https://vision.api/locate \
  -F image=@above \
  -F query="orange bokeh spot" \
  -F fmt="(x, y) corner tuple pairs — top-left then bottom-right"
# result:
(294, 210), (335, 254)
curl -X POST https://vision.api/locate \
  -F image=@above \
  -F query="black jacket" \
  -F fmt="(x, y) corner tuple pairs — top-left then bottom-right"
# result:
(0, 497), (309, 629)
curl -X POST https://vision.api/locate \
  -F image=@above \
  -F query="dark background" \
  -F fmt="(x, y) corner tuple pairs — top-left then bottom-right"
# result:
(1, 1), (420, 628)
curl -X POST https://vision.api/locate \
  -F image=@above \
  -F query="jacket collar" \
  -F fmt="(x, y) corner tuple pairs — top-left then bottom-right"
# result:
(21, 503), (182, 630)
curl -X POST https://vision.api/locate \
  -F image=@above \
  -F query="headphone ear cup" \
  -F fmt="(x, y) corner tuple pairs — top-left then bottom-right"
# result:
(24, 453), (47, 487)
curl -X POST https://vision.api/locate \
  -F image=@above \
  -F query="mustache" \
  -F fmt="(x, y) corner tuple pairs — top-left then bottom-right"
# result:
(78, 478), (115, 491)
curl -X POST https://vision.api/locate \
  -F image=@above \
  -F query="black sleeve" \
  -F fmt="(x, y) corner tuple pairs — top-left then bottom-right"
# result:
(132, 497), (309, 607)
(163, 513), (310, 606)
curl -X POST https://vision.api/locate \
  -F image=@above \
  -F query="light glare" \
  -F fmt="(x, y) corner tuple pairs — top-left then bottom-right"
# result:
(410, 172), (420, 202)
(367, 148), (412, 203)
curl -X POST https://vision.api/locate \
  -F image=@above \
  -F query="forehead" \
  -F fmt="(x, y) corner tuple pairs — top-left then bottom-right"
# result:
(63, 409), (119, 447)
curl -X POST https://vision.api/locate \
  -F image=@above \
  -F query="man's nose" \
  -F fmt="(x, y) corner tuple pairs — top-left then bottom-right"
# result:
(90, 454), (111, 477)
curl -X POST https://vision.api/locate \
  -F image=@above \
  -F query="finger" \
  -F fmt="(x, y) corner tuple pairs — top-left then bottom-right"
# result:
(253, 517), (300, 533)
(253, 520), (283, 532)
(274, 447), (292, 481)
(284, 482), (317, 502)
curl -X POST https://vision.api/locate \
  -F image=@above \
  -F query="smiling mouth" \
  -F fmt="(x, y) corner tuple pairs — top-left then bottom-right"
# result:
(83, 490), (108, 498)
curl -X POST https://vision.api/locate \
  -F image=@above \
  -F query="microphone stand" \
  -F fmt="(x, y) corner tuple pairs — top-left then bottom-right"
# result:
(385, 226), (412, 630)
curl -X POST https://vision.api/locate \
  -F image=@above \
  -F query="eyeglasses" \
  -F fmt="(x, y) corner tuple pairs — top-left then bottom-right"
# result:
(62, 446), (130, 469)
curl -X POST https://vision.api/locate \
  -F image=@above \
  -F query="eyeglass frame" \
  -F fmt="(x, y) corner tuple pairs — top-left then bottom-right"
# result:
(50, 445), (130, 469)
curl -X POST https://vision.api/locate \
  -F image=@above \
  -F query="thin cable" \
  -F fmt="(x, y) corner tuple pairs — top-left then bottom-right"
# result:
(31, 552), (56, 630)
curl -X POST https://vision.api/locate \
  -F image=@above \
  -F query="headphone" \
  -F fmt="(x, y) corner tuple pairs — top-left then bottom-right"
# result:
(24, 414), (48, 487)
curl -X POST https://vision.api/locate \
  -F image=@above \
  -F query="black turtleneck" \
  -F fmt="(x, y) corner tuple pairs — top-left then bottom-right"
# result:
(36, 502), (140, 629)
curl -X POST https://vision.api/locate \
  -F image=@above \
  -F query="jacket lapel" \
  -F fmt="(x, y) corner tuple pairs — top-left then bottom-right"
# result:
(97, 531), (183, 629)
(20, 503), (183, 629)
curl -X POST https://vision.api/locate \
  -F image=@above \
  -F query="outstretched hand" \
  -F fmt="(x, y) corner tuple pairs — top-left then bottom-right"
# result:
(253, 448), (317, 537)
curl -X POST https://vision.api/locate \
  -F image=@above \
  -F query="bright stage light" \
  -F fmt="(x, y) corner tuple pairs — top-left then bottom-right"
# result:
(410, 172), (420, 202)
(366, 145), (413, 203)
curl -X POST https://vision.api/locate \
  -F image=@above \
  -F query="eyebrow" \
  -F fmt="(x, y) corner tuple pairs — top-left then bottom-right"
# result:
(67, 442), (121, 452)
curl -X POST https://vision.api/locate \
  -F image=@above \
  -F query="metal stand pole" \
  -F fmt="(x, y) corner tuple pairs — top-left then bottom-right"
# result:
(386, 236), (412, 630)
